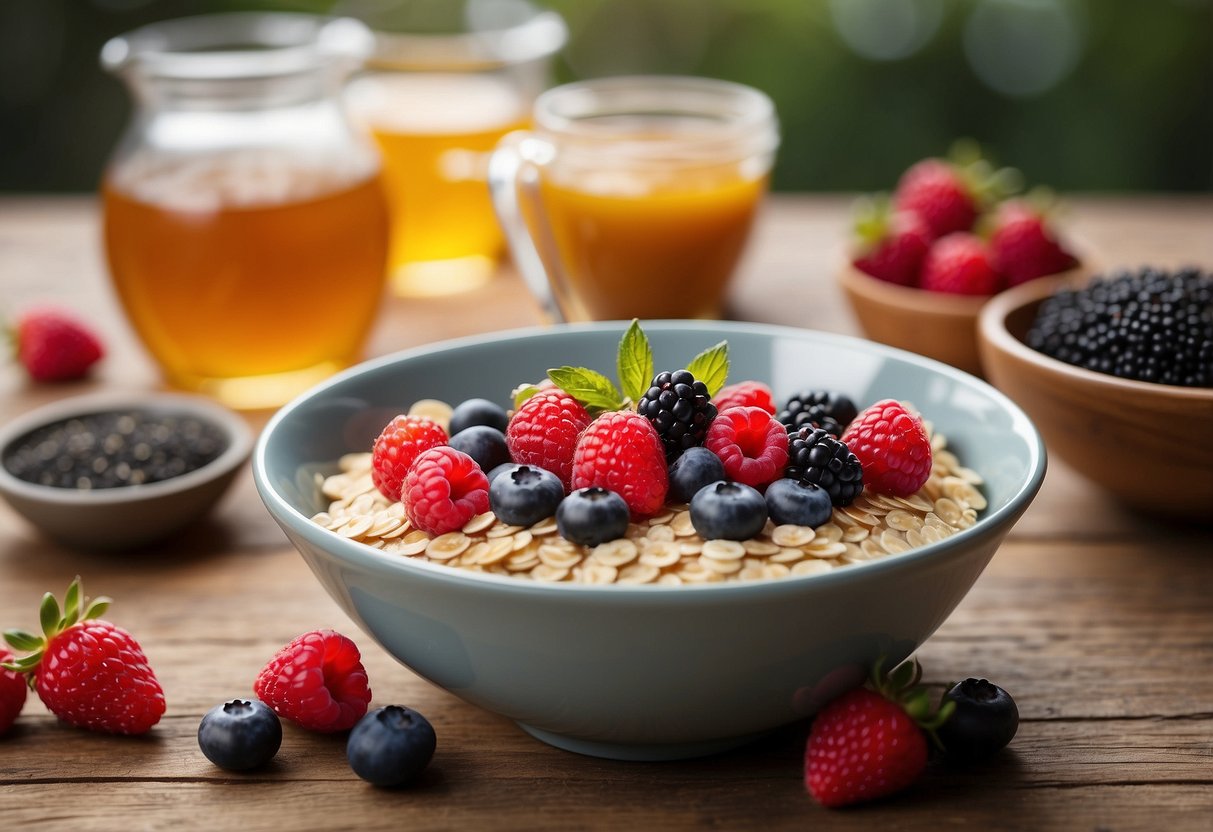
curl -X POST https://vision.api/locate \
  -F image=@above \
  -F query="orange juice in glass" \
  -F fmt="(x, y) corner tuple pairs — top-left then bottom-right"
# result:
(345, 4), (567, 297)
(100, 14), (389, 409)
(489, 77), (779, 322)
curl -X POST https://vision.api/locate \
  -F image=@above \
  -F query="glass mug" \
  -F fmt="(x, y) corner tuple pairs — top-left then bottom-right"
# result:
(100, 13), (390, 409)
(488, 76), (779, 322)
(344, 0), (567, 297)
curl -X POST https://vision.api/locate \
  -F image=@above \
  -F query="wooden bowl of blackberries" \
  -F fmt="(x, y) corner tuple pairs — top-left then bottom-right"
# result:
(0, 392), (254, 549)
(978, 266), (1213, 522)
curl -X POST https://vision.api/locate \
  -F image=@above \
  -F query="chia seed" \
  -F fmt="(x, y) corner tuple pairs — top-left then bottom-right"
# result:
(3, 410), (228, 490)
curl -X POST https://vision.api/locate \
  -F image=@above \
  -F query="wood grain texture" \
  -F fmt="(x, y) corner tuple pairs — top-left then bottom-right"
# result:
(2, 195), (1212, 831)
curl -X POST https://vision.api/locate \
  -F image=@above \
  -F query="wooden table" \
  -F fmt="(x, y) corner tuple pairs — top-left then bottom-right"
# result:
(2, 195), (1211, 831)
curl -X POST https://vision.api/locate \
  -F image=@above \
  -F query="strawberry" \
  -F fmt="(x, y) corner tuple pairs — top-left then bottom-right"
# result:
(0, 648), (27, 735)
(570, 410), (668, 519)
(805, 657), (953, 808)
(402, 446), (490, 535)
(254, 629), (371, 733)
(713, 380), (776, 415)
(989, 198), (1079, 287)
(2, 578), (165, 735)
(506, 388), (591, 491)
(893, 158), (980, 239)
(841, 399), (932, 497)
(920, 233), (1001, 296)
(851, 201), (932, 287)
(10, 308), (104, 382)
(370, 415), (449, 502)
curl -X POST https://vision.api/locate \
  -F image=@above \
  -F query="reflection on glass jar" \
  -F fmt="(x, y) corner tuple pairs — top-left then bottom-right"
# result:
(100, 14), (390, 410)
(343, 0), (566, 297)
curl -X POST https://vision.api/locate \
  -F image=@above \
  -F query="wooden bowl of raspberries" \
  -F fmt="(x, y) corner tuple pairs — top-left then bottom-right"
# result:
(839, 150), (1084, 377)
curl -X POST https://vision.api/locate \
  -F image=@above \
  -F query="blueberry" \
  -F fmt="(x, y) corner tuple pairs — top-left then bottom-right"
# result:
(488, 462), (514, 483)
(197, 699), (282, 771)
(937, 678), (1019, 761)
(449, 425), (510, 474)
(764, 478), (833, 528)
(667, 447), (726, 504)
(347, 705), (437, 788)
(489, 464), (564, 526)
(689, 481), (767, 540)
(449, 398), (509, 436)
(556, 487), (629, 546)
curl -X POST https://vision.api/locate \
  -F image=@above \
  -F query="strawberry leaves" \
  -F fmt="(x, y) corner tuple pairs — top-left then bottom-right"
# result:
(545, 320), (730, 415)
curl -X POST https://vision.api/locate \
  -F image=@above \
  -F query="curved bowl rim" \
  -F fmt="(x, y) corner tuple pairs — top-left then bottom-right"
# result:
(254, 319), (1047, 598)
(978, 275), (1213, 403)
(0, 390), (254, 507)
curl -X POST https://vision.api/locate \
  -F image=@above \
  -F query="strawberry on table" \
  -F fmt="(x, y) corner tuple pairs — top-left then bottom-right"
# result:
(804, 657), (952, 808)
(2, 577), (165, 735)
(11, 308), (105, 382)
(989, 198), (1080, 286)
(0, 648), (27, 735)
(893, 158), (982, 239)
(920, 232), (1002, 296)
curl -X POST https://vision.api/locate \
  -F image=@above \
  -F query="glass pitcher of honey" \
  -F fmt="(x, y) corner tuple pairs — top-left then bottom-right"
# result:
(100, 13), (390, 410)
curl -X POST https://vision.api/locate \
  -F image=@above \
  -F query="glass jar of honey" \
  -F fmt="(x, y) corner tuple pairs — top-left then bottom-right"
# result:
(100, 13), (390, 409)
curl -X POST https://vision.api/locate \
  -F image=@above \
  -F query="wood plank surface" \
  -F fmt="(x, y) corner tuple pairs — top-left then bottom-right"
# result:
(1, 195), (1212, 831)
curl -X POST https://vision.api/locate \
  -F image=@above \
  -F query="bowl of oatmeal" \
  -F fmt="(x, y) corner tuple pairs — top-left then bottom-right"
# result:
(253, 321), (1045, 760)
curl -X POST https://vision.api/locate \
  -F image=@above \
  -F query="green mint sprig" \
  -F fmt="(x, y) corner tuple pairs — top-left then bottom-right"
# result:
(539, 320), (730, 416)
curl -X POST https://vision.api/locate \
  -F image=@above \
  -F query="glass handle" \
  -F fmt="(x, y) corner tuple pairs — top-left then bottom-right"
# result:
(488, 131), (565, 324)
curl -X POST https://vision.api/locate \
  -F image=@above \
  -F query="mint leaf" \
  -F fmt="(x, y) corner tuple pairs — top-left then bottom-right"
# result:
(617, 319), (654, 405)
(686, 340), (729, 395)
(511, 383), (542, 410)
(547, 366), (625, 414)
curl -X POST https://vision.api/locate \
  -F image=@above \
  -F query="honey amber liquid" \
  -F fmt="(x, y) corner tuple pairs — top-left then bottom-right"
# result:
(539, 161), (766, 321)
(347, 74), (528, 296)
(103, 152), (389, 409)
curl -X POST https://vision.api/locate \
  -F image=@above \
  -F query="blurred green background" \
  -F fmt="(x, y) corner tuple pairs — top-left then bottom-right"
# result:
(1, 0), (1210, 193)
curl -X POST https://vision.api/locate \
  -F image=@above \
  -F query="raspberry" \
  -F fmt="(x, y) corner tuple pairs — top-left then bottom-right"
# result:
(14, 308), (105, 382)
(0, 648), (28, 735)
(841, 400), (932, 496)
(370, 415), (449, 502)
(920, 233), (1001, 296)
(704, 406), (789, 489)
(506, 389), (591, 490)
(402, 446), (490, 535)
(713, 380), (776, 415)
(570, 411), (668, 519)
(254, 629), (371, 733)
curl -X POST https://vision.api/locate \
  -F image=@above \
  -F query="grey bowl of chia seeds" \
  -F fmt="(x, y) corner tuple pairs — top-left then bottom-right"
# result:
(0, 391), (253, 550)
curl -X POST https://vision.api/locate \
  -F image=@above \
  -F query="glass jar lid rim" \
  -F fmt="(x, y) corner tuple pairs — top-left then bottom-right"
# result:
(366, 10), (566, 71)
(100, 13), (374, 81)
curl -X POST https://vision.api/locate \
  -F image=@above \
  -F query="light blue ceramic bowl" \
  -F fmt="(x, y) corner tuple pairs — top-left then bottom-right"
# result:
(253, 321), (1045, 761)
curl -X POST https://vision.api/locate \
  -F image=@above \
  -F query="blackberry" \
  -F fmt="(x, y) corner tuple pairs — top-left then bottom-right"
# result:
(637, 369), (718, 460)
(776, 390), (858, 437)
(1026, 266), (1213, 388)
(785, 426), (864, 506)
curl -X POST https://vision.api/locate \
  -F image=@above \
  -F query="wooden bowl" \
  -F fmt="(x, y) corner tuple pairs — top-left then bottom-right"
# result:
(838, 263), (1087, 377)
(978, 275), (1213, 522)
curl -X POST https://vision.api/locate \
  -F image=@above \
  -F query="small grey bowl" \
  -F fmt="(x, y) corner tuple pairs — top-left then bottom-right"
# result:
(254, 321), (1046, 761)
(0, 391), (253, 550)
